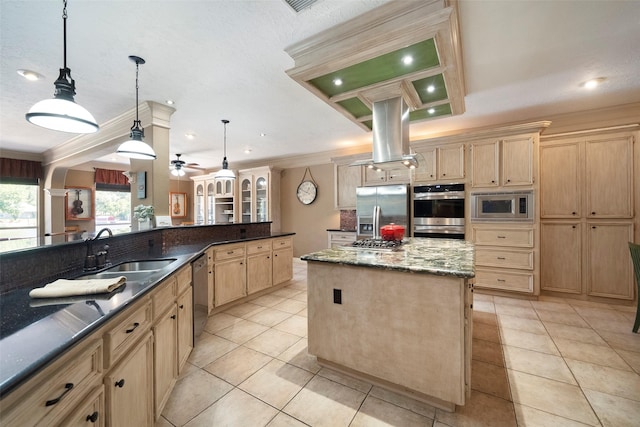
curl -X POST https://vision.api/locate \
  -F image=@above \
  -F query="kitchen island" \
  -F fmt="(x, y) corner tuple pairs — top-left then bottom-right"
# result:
(301, 238), (474, 411)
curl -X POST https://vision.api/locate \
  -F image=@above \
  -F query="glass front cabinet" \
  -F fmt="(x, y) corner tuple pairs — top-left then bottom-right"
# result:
(192, 175), (228, 224)
(238, 167), (281, 231)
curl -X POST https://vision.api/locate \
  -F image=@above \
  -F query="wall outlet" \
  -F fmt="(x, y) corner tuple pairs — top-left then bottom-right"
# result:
(333, 288), (342, 304)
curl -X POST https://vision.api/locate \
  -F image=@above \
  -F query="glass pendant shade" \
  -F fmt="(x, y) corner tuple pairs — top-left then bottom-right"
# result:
(171, 167), (185, 177)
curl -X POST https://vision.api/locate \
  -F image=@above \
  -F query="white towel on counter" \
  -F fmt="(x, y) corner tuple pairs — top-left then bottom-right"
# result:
(29, 276), (127, 299)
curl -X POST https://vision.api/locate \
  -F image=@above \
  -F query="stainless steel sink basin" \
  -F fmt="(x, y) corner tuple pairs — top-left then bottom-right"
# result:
(80, 271), (152, 281)
(105, 259), (177, 272)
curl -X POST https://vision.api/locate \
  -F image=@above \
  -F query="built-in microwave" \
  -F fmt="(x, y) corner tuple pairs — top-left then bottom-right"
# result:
(470, 191), (534, 221)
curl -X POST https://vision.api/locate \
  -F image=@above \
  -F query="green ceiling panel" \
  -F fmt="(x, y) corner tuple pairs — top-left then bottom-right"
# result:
(309, 39), (439, 97)
(337, 98), (371, 119)
(412, 74), (448, 104)
(361, 120), (373, 130)
(410, 103), (452, 121)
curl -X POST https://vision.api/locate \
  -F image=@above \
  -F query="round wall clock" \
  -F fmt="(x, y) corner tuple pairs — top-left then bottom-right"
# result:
(297, 167), (318, 205)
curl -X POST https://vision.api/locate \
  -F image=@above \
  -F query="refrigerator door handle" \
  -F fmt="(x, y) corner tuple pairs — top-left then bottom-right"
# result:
(373, 205), (380, 239)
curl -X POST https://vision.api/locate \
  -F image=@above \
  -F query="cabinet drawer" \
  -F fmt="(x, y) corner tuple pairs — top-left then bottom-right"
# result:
(215, 244), (246, 260)
(474, 269), (533, 293)
(0, 340), (103, 427)
(473, 228), (533, 247)
(104, 299), (152, 367)
(247, 240), (272, 255)
(60, 385), (105, 427)
(152, 277), (176, 320)
(476, 248), (533, 270)
(176, 265), (192, 295)
(272, 237), (292, 249)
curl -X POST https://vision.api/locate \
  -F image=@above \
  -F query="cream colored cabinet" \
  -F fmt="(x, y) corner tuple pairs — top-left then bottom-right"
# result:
(540, 143), (580, 218)
(214, 178), (235, 197)
(192, 178), (216, 224)
(64, 385), (105, 427)
(471, 135), (534, 188)
(238, 167), (282, 229)
(239, 176), (253, 224)
(334, 162), (363, 209)
(273, 237), (293, 285)
(472, 224), (535, 294)
(177, 286), (193, 372)
(153, 303), (177, 417)
(205, 248), (215, 314)
(214, 244), (247, 306)
(363, 167), (410, 185)
(104, 331), (153, 427)
(540, 222), (581, 294)
(587, 222), (634, 299)
(327, 230), (357, 248)
(247, 240), (273, 294)
(413, 144), (464, 183)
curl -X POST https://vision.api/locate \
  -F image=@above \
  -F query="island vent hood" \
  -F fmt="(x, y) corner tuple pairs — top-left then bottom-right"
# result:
(351, 97), (418, 171)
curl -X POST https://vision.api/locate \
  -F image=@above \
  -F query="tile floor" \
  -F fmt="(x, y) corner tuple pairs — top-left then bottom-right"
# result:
(159, 259), (640, 426)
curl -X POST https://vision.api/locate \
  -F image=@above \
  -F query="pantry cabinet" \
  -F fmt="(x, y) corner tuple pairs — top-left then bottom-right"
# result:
(413, 144), (464, 183)
(470, 135), (534, 188)
(540, 143), (580, 218)
(587, 222), (634, 299)
(540, 222), (581, 294)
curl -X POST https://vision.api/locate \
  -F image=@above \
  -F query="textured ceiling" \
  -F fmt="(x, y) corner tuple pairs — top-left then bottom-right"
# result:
(1, 0), (639, 172)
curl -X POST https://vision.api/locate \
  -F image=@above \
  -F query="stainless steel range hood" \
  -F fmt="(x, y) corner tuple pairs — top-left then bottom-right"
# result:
(351, 97), (417, 171)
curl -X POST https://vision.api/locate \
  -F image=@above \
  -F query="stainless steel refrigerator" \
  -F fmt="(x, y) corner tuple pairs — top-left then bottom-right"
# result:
(356, 184), (410, 239)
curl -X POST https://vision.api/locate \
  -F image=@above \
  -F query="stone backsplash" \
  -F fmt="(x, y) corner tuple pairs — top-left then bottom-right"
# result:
(340, 210), (356, 231)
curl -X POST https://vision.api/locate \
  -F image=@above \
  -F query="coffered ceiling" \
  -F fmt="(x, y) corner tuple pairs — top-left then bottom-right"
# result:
(1, 0), (639, 172)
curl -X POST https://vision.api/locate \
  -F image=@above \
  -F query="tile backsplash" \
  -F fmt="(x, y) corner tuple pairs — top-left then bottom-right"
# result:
(340, 210), (356, 231)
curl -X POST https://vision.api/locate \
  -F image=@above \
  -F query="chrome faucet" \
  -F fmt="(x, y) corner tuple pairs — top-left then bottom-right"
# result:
(84, 228), (113, 271)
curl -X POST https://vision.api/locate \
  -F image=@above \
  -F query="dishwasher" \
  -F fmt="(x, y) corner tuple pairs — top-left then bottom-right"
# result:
(192, 254), (208, 338)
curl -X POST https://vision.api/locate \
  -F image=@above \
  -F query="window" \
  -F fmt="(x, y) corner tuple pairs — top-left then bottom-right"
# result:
(95, 188), (131, 234)
(0, 182), (39, 240)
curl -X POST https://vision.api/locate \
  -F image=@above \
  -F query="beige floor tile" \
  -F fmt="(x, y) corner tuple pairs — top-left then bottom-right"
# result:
(499, 327), (560, 355)
(272, 299), (307, 314)
(513, 403), (593, 427)
(369, 386), (437, 419)
(493, 296), (534, 308)
(250, 294), (288, 308)
(495, 303), (539, 320)
(266, 412), (308, 427)
(473, 300), (496, 314)
(435, 390), (517, 427)
(214, 319), (270, 344)
(290, 292), (307, 302)
(572, 306), (628, 322)
(583, 388), (640, 427)
(177, 360), (200, 380)
(473, 310), (497, 326)
(473, 321), (501, 343)
(472, 338), (505, 366)
(203, 345), (273, 385)
(155, 416), (173, 427)
(203, 312), (243, 333)
(244, 328), (301, 357)
(503, 345), (577, 384)
(184, 388), (278, 427)
(350, 395), (434, 427)
(188, 332), (239, 367)
(271, 287), (304, 299)
(498, 314), (547, 335)
(617, 349), (640, 373)
(223, 302), (267, 318)
(584, 316), (636, 335)
(544, 321), (608, 346)
(296, 307), (308, 317)
(531, 300), (576, 313)
(537, 295), (569, 304)
(554, 337), (632, 371)
(565, 359), (640, 401)
(507, 369), (599, 425)
(273, 314), (308, 337)
(568, 299), (616, 310)
(247, 307), (293, 327)
(473, 293), (494, 302)
(471, 360), (511, 400)
(608, 303), (637, 313)
(283, 375), (366, 427)
(534, 308), (590, 328)
(598, 329), (640, 353)
(276, 338), (321, 374)
(239, 359), (314, 409)
(317, 367), (373, 394)
(162, 369), (234, 426)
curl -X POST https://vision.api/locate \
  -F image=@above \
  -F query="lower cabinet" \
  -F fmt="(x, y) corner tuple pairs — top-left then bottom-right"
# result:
(273, 246), (293, 286)
(153, 304), (177, 418)
(247, 240), (273, 294)
(327, 231), (357, 248)
(540, 222), (581, 294)
(64, 385), (105, 426)
(177, 286), (194, 372)
(215, 244), (247, 306)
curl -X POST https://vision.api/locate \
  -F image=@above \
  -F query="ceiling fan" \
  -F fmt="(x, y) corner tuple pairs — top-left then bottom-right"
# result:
(170, 154), (202, 176)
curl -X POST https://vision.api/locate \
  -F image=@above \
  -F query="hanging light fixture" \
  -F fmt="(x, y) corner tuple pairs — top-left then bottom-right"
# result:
(170, 154), (186, 177)
(214, 119), (235, 179)
(116, 56), (156, 160)
(25, 0), (99, 134)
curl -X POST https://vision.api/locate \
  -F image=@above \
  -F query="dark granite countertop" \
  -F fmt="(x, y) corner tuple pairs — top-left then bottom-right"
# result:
(0, 232), (294, 397)
(301, 237), (475, 278)
(326, 229), (357, 232)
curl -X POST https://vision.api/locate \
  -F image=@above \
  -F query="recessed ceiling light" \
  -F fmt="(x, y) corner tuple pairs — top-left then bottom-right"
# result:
(428, 108), (436, 114)
(185, 133), (195, 139)
(166, 99), (175, 105)
(244, 148), (252, 154)
(580, 77), (606, 89)
(260, 132), (266, 137)
(17, 69), (43, 81)
(402, 55), (413, 65)
(333, 78), (343, 86)
(426, 85), (435, 93)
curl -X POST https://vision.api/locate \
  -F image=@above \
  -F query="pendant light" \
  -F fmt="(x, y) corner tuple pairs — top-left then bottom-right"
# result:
(214, 119), (235, 179)
(116, 56), (156, 160)
(25, 0), (99, 134)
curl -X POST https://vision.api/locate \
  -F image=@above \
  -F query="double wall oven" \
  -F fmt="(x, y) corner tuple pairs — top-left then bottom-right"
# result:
(413, 184), (465, 239)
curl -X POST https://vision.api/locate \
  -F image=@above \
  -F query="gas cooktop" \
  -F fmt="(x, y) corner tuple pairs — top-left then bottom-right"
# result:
(339, 238), (404, 252)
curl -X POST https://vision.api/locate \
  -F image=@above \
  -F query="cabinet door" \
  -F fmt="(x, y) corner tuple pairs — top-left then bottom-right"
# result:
(438, 144), (465, 180)
(105, 332), (153, 427)
(470, 141), (499, 187)
(214, 259), (246, 306)
(64, 385), (105, 427)
(240, 177), (253, 223)
(177, 287), (194, 373)
(364, 167), (387, 184)
(153, 306), (177, 417)
(247, 253), (273, 294)
(540, 143), (580, 218)
(194, 183), (205, 225)
(255, 176), (269, 222)
(502, 136), (534, 186)
(540, 222), (581, 294)
(413, 148), (436, 182)
(206, 182), (215, 224)
(585, 136), (634, 218)
(587, 222), (634, 299)
(273, 247), (293, 285)
(335, 164), (362, 209)
(386, 169), (409, 183)
(215, 180), (223, 197)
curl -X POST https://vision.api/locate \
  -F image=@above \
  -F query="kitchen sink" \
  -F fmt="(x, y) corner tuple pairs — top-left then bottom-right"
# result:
(104, 259), (177, 272)
(80, 271), (153, 281)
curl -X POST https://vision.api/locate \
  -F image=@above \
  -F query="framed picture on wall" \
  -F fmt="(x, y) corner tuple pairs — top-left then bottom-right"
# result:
(170, 192), (187, 218)
(65, 187), (94, 220)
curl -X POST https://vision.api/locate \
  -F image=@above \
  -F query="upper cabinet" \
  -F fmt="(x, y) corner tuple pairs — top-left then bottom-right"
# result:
(470, 135), (535, 188)
(413, 144), (465, 183)
(333, 156), (364, 210)
(238, 167), (282, 231)
(363, 167), (410, 186)
(214, 178), (235, 198)
(192, 177), (216, 225)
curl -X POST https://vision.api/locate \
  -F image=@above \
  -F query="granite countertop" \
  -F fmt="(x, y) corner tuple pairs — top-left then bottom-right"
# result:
(301, 237), (475, 278)
(326, 229), (357, 232)
(0, 232), (294, 397)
